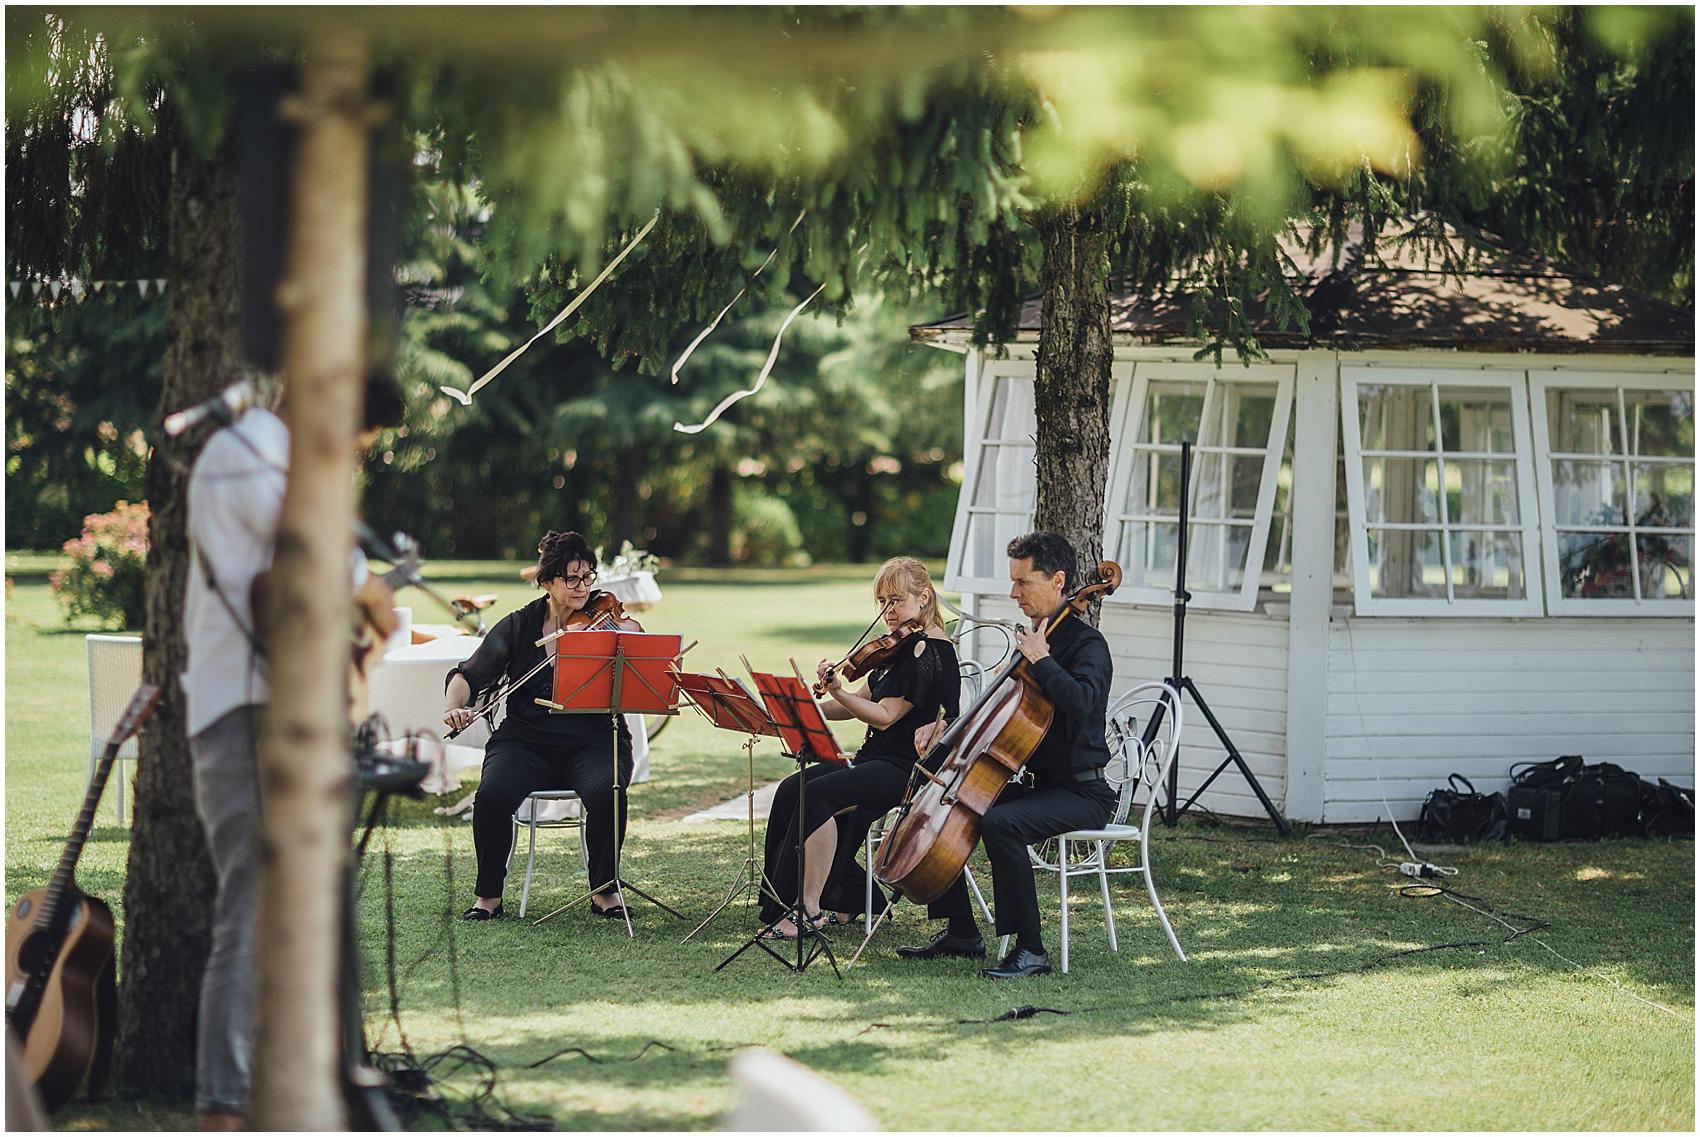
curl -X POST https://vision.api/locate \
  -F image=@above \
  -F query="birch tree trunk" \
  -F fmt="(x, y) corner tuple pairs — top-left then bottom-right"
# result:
(248, 31), (370, 1130)
(1032, 197), (1114, 618)
(114, 135), (237, 1098)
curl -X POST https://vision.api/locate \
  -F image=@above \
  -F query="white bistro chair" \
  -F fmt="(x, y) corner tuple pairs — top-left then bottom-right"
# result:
(85, 634), (143, 823)
(1021, 680), (1189, 972)
(505, 721), (654, 918)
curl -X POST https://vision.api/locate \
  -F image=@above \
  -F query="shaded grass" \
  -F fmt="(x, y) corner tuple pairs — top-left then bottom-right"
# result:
(5, 555), (1693, 1130)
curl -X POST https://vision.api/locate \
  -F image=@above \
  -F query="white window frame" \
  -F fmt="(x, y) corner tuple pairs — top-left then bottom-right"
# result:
(1102, 362), (1293, 611)
(1528, 369), (1696, 617)
(945, 358), (1041, 594)
(1340, 366), (1545, 617)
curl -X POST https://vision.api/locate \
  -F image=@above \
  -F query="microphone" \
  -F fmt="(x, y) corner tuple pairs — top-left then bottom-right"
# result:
(163, 379), (259, 437)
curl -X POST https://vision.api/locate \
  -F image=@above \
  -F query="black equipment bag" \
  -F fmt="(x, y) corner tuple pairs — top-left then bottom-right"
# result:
(1509, 755), (1683, 840)
(1417, 774), (1508, 843)
(1638, 778), (1695, 838)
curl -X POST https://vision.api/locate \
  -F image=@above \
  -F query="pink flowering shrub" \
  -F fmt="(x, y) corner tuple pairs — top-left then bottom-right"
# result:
(50, 501), (149, 629)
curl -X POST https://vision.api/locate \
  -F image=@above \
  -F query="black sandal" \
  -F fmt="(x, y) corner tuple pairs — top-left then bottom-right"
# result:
(461, 902), (503, 921)
(591, 901), (630, 919)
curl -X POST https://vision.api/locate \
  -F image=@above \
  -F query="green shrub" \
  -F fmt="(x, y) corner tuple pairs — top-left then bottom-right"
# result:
(732, 488), (806, 565)
(50, 501), (148, 629)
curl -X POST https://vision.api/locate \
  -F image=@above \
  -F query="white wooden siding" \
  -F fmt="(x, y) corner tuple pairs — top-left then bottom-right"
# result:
(1322, 618), (1696, 822)
(963, 595), (1290, 819)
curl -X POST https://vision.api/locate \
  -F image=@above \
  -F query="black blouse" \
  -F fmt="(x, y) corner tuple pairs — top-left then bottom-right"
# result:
(854, 636), (960, 766)
(445, 594), (631, 751)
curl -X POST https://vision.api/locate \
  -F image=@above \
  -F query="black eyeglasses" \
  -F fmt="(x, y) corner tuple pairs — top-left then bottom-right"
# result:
(552, 571), (597, 588)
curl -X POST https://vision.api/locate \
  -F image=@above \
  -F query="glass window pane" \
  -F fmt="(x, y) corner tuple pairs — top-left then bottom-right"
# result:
(1202, 383), (1278, 448)
(1366, 527), (1448, 599)
(1638, 533), (1694, 600)
(1624, 389), (1695, 458)
(1556, 530), (1635, 599)
(1439, 387), (1516, 454)
(1631, 463), (1695, 530)
(1550, 460), (1628, 527)
(1448, 531), (1527, 600)
(1125, 448), (1182, 515)
(1546, 389), (1621, 455)
(1446, 459), (1521, 526)
(1358, 384), (1437, 452)
(971, 444), (1034, 510)
(990, 376), (1036, 442)
(1185, 523), (1251, 592)
(1193, 452), (1264, 520)
(1362, 457), (1441, 525)
(1140, 382), (1205, 445)
(1120, 520), (1180, 589)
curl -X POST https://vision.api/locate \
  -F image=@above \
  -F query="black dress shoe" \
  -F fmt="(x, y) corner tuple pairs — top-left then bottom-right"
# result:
(896, 928), (987, 960)
(979, 946), (1051, 978)
(461, 902), (503, 921)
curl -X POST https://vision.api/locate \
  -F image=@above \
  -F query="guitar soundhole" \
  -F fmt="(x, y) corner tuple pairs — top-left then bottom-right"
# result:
(13, 898), (30, 919)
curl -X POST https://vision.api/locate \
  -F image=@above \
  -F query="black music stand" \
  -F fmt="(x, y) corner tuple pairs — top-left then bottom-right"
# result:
(531, 630), (688, 935)
(676, 669), (783, 942)
(1152, 440), (1291, 835)
(715, 658), (846, 977)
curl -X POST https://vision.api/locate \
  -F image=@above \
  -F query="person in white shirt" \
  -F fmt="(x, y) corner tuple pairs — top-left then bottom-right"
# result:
(181, 373), (402, 1131)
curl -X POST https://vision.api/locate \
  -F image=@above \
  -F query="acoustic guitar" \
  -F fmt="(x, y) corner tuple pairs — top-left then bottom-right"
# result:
(5, 683), (162, 1112)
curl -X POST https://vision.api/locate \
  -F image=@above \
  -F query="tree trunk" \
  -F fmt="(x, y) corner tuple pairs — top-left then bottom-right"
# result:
(849, 468), (875, 563)
(707, 463), (733, 565)
(1032, 197), (1114, 620)
(613, 445), (641, 549)
(114, 135), (238, 1099)
(248, 33), (369, 1130)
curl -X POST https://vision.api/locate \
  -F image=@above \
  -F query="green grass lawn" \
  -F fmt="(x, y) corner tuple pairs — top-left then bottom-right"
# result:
(6, 552), (1694, 1130)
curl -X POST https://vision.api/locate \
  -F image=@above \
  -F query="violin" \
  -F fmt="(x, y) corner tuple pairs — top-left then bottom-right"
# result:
(565, 591), (634, 632)
(873, 561), (1122, 903)
(813, 617), (927, 698)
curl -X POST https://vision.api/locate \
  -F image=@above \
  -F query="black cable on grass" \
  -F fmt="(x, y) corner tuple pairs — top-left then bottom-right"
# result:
(956, 1005), (1075, 1023)
(527, 1040), (676, 1068)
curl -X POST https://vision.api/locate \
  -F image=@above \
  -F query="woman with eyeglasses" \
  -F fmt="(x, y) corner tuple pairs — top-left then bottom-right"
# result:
(755, 556), (960, 940)
(444, 530), (643, 921)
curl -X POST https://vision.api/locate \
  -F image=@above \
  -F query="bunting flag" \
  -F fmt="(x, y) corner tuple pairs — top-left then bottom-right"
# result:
(8, 282), (18, 298)
(669, 210), (806, 386)
(673, 282), (826, 435)
(439, 211), (660, 407)
(7, 277), (172, 301)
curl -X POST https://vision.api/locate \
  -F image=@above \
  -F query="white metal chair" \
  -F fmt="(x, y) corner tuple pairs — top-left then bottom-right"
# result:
(85, 634), (143, 823)
(506, 729), (655, 918)
(1024, 680), (1189, 972)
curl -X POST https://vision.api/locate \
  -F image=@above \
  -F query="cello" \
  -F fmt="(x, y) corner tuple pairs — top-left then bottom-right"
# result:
(873, 562), (1121, 904)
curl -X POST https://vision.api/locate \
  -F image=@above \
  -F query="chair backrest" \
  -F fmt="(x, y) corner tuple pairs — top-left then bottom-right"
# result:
(1103, 681), (1185, 829)
(86, 634), (144, 762)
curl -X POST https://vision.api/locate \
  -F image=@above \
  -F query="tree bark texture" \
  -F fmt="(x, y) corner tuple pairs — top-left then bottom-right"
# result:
(707, 464), (733, 565)
(114, 137), (239, 1099)
(1032, 199), (1114, 620)
(248, 33), (369, 1131)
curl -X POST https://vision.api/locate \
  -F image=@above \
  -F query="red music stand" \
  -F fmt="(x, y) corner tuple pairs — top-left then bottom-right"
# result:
(531, 630), (685, 935)
(674, 671), (783, 943)
(716, 658), (846, 977)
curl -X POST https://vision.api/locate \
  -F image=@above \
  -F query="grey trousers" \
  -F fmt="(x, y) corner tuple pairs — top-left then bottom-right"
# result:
(189, 704), (263, 1115)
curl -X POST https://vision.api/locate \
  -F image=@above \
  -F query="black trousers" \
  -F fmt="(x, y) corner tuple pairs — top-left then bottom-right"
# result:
(759, 758), (909, 924)
(927, 777), (1116, 939)
(472, 728), (633, 899)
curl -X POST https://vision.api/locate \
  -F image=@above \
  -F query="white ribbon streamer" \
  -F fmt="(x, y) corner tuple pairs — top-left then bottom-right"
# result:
(673, 283), (825, 435)
(439, 211), (660, 406)
(669, 211), (806, 386)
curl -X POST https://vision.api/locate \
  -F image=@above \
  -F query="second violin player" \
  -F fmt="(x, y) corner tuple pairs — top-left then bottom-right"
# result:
(755, 557), (959, 940)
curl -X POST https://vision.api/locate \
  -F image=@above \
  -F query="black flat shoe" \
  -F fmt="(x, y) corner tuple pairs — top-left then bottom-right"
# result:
(980, 946), (1051, 979)
(462, 902), (503, 922)
(896, 928), (986, 960)
(591, 902), (630, 919)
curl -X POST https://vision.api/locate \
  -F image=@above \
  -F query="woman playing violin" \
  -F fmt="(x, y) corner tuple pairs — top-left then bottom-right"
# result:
(445, 530), (642, 922)
(756, 556), (959, 939)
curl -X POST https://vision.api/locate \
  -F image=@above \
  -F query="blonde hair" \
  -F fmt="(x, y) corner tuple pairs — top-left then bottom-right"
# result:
(873, 556), (945, 633)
